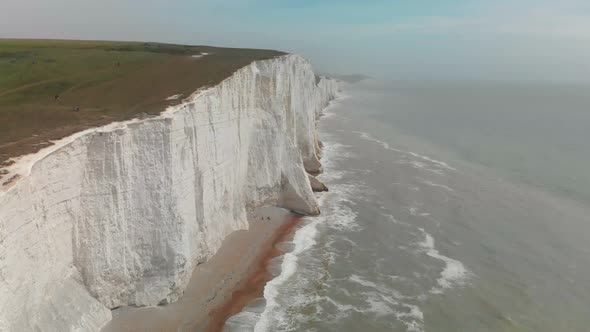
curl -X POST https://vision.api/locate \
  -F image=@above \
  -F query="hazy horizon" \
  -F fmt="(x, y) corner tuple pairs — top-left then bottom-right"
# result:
(2, 0), (590, 83)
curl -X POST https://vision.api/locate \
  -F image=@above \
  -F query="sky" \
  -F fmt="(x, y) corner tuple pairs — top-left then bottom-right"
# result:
(2, 0), (590, 83)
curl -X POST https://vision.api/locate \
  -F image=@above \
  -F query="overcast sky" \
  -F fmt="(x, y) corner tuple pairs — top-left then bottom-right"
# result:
(2, 0), (590, 83)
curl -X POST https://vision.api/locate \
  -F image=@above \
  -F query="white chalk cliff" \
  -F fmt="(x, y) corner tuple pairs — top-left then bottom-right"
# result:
(0, 54), (337, 331)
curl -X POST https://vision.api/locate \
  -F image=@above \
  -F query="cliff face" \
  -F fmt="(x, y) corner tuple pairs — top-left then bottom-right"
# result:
(0, 55), (337, 331)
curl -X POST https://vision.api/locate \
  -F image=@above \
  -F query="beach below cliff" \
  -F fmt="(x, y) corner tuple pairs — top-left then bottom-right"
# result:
(100, 207), (301, 332)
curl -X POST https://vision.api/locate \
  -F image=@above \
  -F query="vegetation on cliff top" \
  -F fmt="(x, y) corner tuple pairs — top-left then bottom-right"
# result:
(0, 39), (285, 165)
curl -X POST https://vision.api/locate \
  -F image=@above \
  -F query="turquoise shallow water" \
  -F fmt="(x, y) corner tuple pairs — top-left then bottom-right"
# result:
(227, 79), (590, 332)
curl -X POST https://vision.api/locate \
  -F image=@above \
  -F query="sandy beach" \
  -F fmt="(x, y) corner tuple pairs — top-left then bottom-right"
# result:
(101, 207), (302, 332)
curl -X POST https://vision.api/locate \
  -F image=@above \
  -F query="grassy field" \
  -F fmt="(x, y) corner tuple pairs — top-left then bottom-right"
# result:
(0, 39), (285, 167)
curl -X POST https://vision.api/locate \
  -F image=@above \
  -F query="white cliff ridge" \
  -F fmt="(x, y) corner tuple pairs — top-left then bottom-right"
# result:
(0, 54), (337, 331)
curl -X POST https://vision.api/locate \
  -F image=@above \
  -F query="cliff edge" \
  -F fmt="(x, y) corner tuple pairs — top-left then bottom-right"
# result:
(0, 54), (337, 331)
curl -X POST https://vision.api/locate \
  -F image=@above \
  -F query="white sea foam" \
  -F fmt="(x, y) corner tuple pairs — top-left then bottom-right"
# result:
(254, 219), (321, 332)
(395, 304), (425, 332)
(385, 213), (401, 224)
(407, 151), (456, 171)
(355, 131), (456, 172)
(349, 274), (424, 332)
(419, 178), (455, 193)
(417, 229), (470, 294)
(316, 141), (353, 182)
(324, 296), (358, 315)
(365, 293), (396, 316)
(350, 274), (411, 301)
(407, 203), (429, 217)
(320, 92), (350, 119)
(254, 136), (361, 331)
(408, 161), (445, 175)
(354, 131), (402, 152)
(364, 292), (425, 332)
(324, 188), (361, 232)
(350, 274), (381, 289)
(317, 141), (363, 232)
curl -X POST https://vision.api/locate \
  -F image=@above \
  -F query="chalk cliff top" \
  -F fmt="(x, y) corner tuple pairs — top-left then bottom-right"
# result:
(0, 39), (285, 171)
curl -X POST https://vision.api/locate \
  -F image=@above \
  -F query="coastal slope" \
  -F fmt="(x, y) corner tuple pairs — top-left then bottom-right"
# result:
(0, 54), (337, 331)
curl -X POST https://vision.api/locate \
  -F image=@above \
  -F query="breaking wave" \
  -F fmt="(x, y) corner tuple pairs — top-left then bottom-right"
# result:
(354, 131), (456, 172)
(236, 137), (362, 331)
(416, 228), (471, 294)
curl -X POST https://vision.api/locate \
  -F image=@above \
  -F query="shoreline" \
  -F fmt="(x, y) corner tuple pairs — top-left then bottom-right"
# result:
(101, 207), (302, 332)
(206, 213), (302, 331)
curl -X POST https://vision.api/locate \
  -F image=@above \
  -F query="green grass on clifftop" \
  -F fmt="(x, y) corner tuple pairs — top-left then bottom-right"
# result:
(0, 39), (285, 165)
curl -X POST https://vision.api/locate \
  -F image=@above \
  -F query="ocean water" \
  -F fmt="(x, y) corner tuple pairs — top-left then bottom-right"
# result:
(226, 79), (590, 332)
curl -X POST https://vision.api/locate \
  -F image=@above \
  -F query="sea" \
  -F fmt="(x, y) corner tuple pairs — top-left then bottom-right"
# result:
(225, 79), (590, 332)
